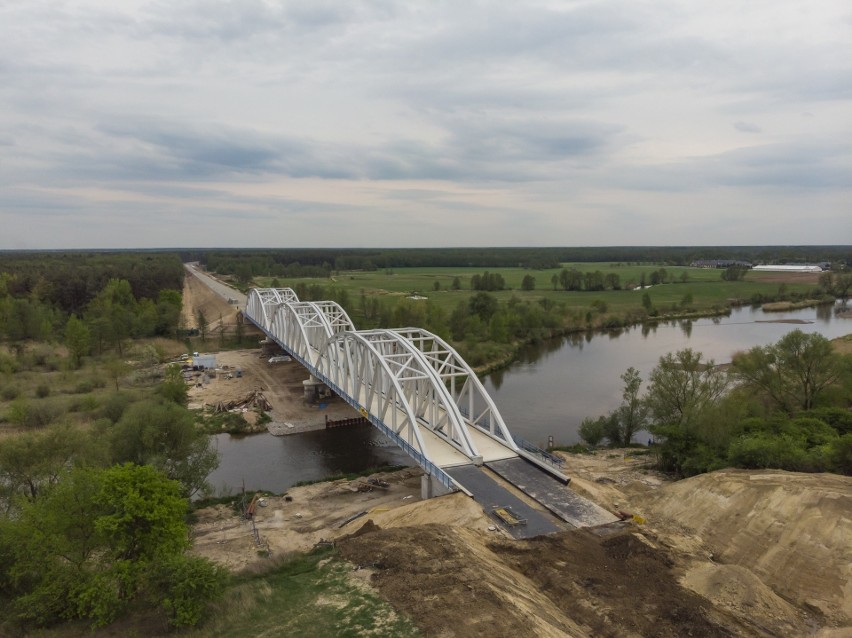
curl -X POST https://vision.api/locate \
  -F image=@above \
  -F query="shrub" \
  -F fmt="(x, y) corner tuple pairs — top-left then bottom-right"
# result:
(579, 416), (607, 447)
(727, 434), (808, 471)
(1, 384), (20, 401)
(35, 384), (51, 399)
(101, 393), (133, 424)
(150, 555), (228, 628)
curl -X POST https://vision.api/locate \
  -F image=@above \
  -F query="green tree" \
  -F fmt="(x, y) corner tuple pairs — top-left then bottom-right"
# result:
(110, 400), (218, 497)
(609, 367), (648, 446)
(731, 330), (841, 413)
(64, 314), (90, 369)
(85, 279), (136, 355)
(0, 424), (90, 509)
(451, 277), (461, 290)
(469, 292), (498, 322)
(579, 416), (607, 447)
(4, 464), (225, 629)
(521, 275), (536, 291)
(721, 266), (747, 281)
(196, 309), (209, 342)
(645, 349), (728, 428)
(159, 364), (189, 405)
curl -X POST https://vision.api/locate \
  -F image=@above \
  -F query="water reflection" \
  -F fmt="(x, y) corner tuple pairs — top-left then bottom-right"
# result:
(207, 425), (412, 495)
(816, 303), (833, 322)
(483, 303), (850, 448)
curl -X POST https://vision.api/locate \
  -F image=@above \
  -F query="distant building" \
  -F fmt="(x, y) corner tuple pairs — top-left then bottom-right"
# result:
(752, 264), (824, 273)
(690, 260), (752, 269)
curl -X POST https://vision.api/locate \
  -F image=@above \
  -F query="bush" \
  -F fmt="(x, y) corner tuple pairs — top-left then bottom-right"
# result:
(6, 398), (62, 428)
(35, 384), (51, 399)
(727, 434), (808, 471)
(829, 434), (852, 474)
(579, 416), (606, 447)
(1, 384), (20, 401)
(100, 392), (133, 423)
(150, 555), (228, 628)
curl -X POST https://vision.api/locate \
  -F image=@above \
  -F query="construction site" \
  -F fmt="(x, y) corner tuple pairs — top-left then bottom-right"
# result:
(183, 266), (852, 637)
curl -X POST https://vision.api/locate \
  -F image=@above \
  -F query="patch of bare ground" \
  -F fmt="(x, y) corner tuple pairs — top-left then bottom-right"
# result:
(191, 468), (429, 572)
(181, 267), (238, 332)
(340, 522), (761, 638)
(637, 469), (852, 632)
(554, 448), (669, 516)
(749, 272), (822, 285)
(187, 349), (360, 431)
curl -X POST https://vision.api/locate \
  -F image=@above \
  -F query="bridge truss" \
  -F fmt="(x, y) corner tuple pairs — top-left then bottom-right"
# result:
(244, 288), (542, 491)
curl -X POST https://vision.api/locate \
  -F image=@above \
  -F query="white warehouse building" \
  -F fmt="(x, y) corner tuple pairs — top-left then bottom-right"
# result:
(752, 264), (824, 273)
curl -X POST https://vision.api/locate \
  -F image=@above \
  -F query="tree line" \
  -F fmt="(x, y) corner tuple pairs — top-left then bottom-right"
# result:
(0, 255), (185, 350)
(0, 252), (184, 315)
(577, 330), (851, 476)
(185, 246), (851, 281)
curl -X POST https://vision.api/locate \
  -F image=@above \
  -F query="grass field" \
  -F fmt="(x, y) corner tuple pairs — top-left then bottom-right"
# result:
(256, 264), (821, 318)
(183, 549), (420, 638)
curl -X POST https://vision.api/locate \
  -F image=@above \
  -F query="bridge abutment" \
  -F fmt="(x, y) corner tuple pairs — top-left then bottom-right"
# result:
(421, 474), (453, 500)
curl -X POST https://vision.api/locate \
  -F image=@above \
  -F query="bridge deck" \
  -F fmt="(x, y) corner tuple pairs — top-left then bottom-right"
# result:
(362, 396), (519, 468)
(444, 465), (565, 539)
(486, 458), (617, 528)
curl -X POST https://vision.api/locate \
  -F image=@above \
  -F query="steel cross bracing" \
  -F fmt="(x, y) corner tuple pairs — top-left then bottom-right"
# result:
(244, 288), (524, 486)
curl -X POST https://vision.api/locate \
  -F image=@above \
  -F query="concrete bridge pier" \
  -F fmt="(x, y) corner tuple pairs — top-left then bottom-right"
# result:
(302, 375), (329, 401)
(421, 474), (453, 500)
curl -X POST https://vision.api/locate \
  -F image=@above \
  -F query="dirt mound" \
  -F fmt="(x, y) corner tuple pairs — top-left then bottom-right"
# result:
(637, 469), (852, 626)
(340, 523), (762, 638)
(340, 524), (586, 637)
(337, 492), (493, 535)
(682, 564), (808, 636)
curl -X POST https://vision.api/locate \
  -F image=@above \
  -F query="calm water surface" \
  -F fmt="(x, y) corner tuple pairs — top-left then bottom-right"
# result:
(209, 303), (850, 494)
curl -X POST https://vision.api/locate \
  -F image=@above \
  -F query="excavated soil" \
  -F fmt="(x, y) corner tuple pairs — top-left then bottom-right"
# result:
(637, 469), (852, 628)
(339, 523), (762, 638)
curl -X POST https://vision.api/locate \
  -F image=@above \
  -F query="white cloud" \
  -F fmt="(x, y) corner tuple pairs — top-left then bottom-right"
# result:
(1, 0), (850, 247)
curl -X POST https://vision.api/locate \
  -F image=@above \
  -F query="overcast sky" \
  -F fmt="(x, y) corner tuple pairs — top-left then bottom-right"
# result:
(2, 0), (851, 249)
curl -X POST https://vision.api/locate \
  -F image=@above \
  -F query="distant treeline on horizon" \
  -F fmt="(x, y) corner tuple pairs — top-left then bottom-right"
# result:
(2, 246), (850, 279)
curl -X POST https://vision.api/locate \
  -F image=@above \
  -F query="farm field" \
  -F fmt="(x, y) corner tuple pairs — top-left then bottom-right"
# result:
(256, 264), (822, 318)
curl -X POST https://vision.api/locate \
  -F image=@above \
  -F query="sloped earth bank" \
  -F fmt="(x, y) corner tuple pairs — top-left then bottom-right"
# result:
(193, 453), (851, 636)
(637, 470), (852, 630)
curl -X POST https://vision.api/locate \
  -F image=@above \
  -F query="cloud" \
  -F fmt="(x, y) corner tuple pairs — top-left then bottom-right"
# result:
(733, 121), (762, 133)
(1, 0), (850, 248)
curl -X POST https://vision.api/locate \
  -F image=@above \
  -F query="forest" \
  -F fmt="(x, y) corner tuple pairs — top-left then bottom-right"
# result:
(184, 245), (852, 281)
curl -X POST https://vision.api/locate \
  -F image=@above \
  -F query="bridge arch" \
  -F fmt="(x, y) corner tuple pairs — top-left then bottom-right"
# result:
(269, 301), (355, 367)
(332, 329), (482, 461)
(393, 328), (519, 451)
(246, 288), (299, 331)
(317, 331), (429, 456)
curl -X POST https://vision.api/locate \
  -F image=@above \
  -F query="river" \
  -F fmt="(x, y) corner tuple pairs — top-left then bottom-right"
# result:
(207, 302), (850, 495)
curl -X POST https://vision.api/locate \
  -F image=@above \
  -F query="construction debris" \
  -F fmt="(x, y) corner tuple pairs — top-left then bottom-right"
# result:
(214, 389), (272, 413)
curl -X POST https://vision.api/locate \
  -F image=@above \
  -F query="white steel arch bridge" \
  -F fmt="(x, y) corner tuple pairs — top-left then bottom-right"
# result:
(244, 288), (567, 493)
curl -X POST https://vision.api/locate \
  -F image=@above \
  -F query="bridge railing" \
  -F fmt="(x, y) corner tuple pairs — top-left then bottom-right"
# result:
(512, 435), (565, 468)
